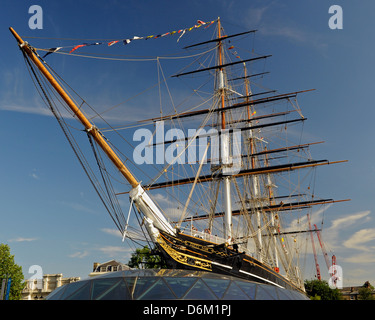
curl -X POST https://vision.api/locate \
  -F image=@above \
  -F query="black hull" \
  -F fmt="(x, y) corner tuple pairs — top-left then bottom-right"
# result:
(156, 231), (304, 293)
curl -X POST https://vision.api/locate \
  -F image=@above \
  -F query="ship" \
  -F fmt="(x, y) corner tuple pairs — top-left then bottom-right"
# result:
(10, 18), (348, 294)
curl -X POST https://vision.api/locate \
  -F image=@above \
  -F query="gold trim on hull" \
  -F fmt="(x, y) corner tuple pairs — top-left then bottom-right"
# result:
(157, 234), (212, 271)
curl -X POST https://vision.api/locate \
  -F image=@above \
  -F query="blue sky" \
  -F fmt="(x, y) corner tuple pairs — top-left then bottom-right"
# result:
(1, 0), (375, 288)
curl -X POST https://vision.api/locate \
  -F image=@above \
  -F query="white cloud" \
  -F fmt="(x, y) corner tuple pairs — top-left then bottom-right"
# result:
(343, 252), (375, 264)
(343, 228), (375, 252)
(0, 104), (52, 117)
(29, 169), (40, 180)
(240, 3), (328, 52)
(286, 204), (332, 232)
(60, 201), (97, 215)
(246, 5), (271, 25)
(8, 237), (38, 242)
(292, 210), (372, 257)
(100, 227), (148, 242)
(329, 211), (371, 231)
(101, 228), (122, 237)
(69, 251), (89, 258)
(323, 210), (372, 248)
(98, 245), (132, 257)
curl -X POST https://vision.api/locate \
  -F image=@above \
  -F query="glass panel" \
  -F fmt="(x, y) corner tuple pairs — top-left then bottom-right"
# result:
(222, 281), (249, 300)
(184, 279), (218, 300)
(91, 278), (122, 299)
(60, 280), (90, 299)
(66, 282), (91, 300)
(275, 288), (294, 300)
(262, 285), (278, 299)
(46, 284), (68, 300)
(137, 279), (176, 300)
(255, 285), (275, 300)
(164, 277), (198, 298)
(202, 278), (230, 299)
(127, 277), (157, 299)
(288, 290), (308, 300)
(234, 281), (256, 300)
(97, 279), (131, 300)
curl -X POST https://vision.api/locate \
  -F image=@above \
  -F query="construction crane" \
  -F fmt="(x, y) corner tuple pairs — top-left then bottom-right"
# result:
(307, 214), (321, 280)
(314, 224), (338, 279)
(314, 224), (331, 274)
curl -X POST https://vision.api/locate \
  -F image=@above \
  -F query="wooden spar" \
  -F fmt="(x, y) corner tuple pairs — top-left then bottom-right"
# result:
(229, 89), (276, 100)
(9, 27), (139, 188)
(183, 29), (257, 49)
(138, 89), (315, 123)
(177, 199), (351, 223)
(229, 72), (270, 81)
(171, 55), (272, 78)
(149, 118), (307, 147)
(217, 110), (296, 126)
(126, 160), (347, 191)
(230, 89), (315, 108)
(245, 141), (324, 158)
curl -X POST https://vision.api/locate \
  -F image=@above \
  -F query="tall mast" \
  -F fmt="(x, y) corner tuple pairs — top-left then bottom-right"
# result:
(217, 18), (233, 242)
(9, 27), (139, 188)
(243, 63), (263, 262)
(9, 27), (176, 237)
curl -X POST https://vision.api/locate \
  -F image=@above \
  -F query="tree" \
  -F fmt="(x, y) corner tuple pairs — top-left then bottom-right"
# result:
(358, 281), (374, 300)
(0, 244), (24, 300)
(304, 279), (342, 300)
(127, 246), (167, 269)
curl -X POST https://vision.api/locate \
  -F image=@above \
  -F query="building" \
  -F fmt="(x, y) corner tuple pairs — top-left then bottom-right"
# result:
(22, 260), (131, 300)
(22, 274), (80, 300)
(88, 259), (131, 277)
(340, 282), (375, 300)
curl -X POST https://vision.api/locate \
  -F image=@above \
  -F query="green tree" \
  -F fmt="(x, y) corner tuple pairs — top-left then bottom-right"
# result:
(304, 279), (342, 300)
(0, 244), (24, 300)
(128, 246), (167, 269)
(358, 281), (374, 300)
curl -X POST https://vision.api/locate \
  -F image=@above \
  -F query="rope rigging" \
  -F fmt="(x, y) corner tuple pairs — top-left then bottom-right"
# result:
(22, 47), (133, 236)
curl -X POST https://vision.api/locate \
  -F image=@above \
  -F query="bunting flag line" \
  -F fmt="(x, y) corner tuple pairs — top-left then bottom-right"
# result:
(228, 44), (241, 60)
(70, 44), (86, 53)
(69, 42), (102, 54)
(42, 47), (63, 58)
(43, 20), (216, 57)
(108, 40), (119, 46)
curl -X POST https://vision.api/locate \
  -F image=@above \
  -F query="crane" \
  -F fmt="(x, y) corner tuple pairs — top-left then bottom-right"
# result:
(314, 224), (331, 273)
(307, 214), (321, 280)
(315, 224), (337, 280)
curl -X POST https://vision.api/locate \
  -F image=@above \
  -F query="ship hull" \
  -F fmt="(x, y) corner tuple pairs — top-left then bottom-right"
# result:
(156, 231), (303, 293)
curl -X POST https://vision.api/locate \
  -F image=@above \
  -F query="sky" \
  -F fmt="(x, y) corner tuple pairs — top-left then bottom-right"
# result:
(1, 0), (375, 288)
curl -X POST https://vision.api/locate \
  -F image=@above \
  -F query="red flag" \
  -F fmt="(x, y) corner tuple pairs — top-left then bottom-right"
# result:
(108, 40), (119, 46)
(69, 44), (86, 54)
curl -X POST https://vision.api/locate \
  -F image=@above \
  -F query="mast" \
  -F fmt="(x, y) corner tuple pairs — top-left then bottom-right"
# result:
(242, 62), (263, 262)
(217, 17), (232, 243)
(9, 28), (139, 189)
(9, 27), (175, 237)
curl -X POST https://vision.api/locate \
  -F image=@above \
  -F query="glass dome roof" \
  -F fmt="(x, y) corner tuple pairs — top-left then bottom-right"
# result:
(46, 269), (308, 300)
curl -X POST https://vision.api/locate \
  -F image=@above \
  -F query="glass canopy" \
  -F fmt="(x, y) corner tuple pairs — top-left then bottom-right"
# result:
(46, 269), (308, 300)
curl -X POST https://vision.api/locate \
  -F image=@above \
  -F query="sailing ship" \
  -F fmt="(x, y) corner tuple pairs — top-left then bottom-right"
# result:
(10, 18), (348, 294)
